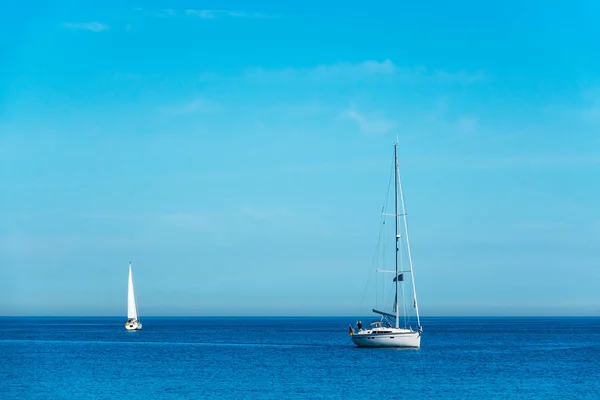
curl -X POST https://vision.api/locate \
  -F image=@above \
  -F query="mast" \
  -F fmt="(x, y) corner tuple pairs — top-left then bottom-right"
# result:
(394, 143), (400, 329)
(397, 149), (422, 330)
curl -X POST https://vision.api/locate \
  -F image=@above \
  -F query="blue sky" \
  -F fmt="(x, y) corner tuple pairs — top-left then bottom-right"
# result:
(1, 1), (599, 316)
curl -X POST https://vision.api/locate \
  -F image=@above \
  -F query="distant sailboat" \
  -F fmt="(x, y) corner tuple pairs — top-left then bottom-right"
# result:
(349, 142), (422, 348)
(125, 262), (142, 331)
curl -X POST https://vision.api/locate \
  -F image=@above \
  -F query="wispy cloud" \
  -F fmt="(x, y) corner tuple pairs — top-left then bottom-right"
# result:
(241, 59), (397, 82)
(136, 8), (274, 19)
(62, 22), (109, 32)
(185, 10), (272, 19)
(341, 108), (397, 135)
(200, 59), (486, 85)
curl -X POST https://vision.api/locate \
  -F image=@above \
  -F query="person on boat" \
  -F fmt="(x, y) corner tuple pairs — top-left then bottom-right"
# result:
(356, 321), (363, 330)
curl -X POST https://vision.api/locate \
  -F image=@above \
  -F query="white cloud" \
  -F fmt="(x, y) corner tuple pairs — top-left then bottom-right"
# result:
(341, 108), (397, 135)
(231, 60), (485, 85)
(158, 98), (220, 115)
(139, 9), (273, 19)
(63, 22), (109, 32)
(242, 59), (397, 82)
(226, 11), (271, 19)
(184, 9), (216, 18)
(185, 10), (271, 19)
(309, 59), (397, 77)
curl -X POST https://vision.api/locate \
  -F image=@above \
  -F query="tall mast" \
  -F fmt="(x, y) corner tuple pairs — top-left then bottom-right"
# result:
(394, 143), (400, 329)
(397, 149), (421, 330)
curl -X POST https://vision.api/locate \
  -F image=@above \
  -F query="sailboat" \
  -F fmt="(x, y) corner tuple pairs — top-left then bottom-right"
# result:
(349, 142), (422, 348)
(125, 262), (142, 331)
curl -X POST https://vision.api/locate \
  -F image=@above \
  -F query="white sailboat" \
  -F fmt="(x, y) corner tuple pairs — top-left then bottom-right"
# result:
(349, 142), (422, 348)
(125, 262), (142, 331)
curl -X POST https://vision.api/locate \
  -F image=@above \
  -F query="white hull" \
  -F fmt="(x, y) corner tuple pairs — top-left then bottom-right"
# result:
(125, 321), (142, 331)
(351, 330), (420, 348)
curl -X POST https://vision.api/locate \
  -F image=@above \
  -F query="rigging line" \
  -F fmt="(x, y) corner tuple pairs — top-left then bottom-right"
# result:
(402, 243), (409, 327)
(358, 255), (376, 314)
(359, 155), (396, 313)
(381, 155), (395, 311)
(369, 207), (386, 268)
(373, 156), (395, 310)
(361, 197), (386, 312)
(397, 149), (421, 329)
(400, 232), (407, 328)
(401, 241), (414, 327)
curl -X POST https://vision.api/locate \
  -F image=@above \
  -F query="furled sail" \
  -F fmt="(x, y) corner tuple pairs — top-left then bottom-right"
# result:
(372, 308), (396, 318)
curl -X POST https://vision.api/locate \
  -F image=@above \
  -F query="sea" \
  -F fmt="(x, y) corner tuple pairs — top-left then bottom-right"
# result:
(1, 317), (599, 399)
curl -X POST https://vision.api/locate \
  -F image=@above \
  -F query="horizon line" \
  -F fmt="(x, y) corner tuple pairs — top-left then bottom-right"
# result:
(2, 315), (599, 318)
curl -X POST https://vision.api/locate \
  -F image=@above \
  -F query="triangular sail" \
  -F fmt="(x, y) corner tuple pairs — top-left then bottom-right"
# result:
(127, 263), (138, 320)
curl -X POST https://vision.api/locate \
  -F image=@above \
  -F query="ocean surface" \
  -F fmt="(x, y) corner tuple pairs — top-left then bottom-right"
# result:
(1, 317), (599, 399)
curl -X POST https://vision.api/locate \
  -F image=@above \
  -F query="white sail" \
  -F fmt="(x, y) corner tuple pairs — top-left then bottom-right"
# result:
(127, 263), (138, 320)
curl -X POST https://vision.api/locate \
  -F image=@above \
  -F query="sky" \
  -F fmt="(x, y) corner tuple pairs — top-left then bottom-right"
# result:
(1, 1), (599, 317)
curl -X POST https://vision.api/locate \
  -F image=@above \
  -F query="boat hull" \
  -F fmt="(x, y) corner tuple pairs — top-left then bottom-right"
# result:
(125, 321), (142, 331)
(351, 331), (420, 348)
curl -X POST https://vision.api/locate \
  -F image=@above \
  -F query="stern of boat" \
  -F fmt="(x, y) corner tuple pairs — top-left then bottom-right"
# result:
(125, 320), (142, 330)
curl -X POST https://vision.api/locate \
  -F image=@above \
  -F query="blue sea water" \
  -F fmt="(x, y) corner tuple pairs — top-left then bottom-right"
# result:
(1, 317), (599, 399)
